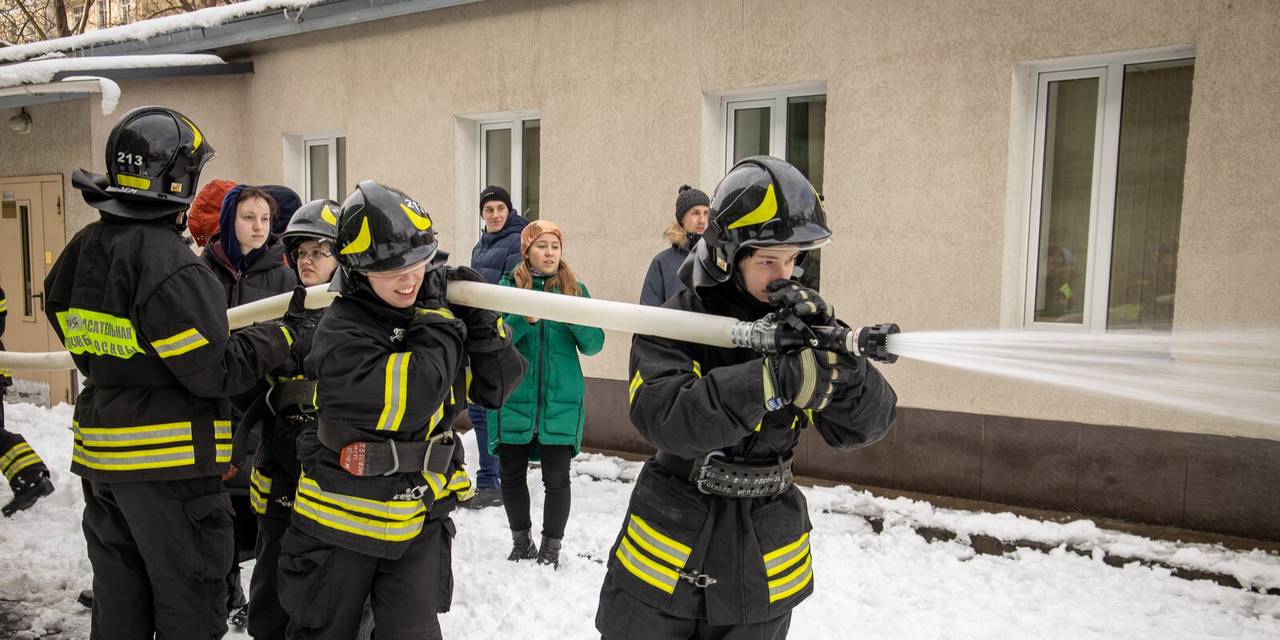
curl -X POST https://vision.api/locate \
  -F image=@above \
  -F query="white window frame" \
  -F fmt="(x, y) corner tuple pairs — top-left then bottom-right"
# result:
(476, 117), (539, 216)
(1020, 46), (1195, 333)
(718, 83), (827, 175)
(301, 134), (345, 202)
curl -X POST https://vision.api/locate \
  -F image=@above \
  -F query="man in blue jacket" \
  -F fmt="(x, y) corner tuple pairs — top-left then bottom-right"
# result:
(465, 185), (528, 507)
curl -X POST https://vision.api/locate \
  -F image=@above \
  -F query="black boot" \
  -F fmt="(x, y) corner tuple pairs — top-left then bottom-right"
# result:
(77, 589), (94, 609)
(537, 536), (562, 568)
(3, 470), (54, 517)
(507, 528), (538, 561)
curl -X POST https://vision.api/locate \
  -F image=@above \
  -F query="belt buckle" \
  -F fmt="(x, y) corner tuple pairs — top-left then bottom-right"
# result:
(423, 429), (456, 475)
(692, 451), (724, 495)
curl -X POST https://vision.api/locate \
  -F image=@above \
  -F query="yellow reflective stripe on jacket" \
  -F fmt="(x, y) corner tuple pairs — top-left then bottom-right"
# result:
(413, 306), (456, 321)
(74, 421), (193, 447)
(376, 352), (411, 431)
(293, 473), (427, 542)
(627, 515), (691, 567)
(71, 420), (199, 471)
(496, 316), (506, 339)
(692, 360), (702, 378)
(250, 468), (272, 515)
(764, 532), (810, 577)
(1, 443), (44, 481)
(628, 370), (644, 405)
(150, 327), (210, 359)
(214, 420), (232, 463)
(615, 536), (680, 595)
(72, 444), (196, 471)
(56, 308), (143, 359)
(767, 552), (813, 603)
(447, 469), (474, 501)
(0, 296), (6, 313)
(615, 514), (693, 595)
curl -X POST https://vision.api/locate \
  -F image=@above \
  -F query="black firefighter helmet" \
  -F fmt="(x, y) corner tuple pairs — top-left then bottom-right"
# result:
(282, 199), (340, 253)
(73, 106), (216, 220)
(331, 180), (438, 293)
(693, 156), (831, 286)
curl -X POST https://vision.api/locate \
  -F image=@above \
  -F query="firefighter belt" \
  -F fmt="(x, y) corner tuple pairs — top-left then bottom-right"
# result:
(656, 451), (795, 498)
(318, 418), (456, 477)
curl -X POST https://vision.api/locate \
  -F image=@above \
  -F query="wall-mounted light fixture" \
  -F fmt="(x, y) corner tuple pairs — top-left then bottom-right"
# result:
(7, 108), (32, 134)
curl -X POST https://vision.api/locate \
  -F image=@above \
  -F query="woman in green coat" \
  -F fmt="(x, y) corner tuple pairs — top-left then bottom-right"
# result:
(488, 219), (605, 567)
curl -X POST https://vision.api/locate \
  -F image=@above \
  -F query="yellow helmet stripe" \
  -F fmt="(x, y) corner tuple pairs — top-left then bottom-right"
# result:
(400, 203), (432, 231)
(321, 203), (338, 226)
(180, 116), (203, 152)
(726, 183), (778, 230)
(341, 216), (372, 255)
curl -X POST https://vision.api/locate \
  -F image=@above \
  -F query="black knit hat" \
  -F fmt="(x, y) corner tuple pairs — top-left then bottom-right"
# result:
(479, 185), (513, 214)
(674, 184), (710, 224)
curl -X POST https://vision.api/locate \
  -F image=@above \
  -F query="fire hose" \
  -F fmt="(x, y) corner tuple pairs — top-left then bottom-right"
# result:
(0, 281), (899, 372)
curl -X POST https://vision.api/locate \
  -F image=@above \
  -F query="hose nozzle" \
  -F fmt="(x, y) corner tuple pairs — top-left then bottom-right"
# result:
(855, 323), (900, 363)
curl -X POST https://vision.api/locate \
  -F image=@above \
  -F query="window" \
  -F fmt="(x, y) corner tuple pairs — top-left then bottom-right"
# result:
(1025, 53), (1194, 332)
(97, 0), (109, 26)
(723, 89), (827, 289)
(304, 136), (347, 202)
(479, 118), (540, 220)
(120, 0), (130, 22)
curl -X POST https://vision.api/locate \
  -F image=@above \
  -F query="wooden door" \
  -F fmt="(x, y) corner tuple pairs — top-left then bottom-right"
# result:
(1, 176), (74, 406)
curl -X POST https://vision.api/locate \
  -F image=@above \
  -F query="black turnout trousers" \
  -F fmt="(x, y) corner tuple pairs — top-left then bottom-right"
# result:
(81, 476), (234, 640)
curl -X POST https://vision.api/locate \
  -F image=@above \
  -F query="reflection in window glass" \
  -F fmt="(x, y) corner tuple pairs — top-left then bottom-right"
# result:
(522, 120), (541, 220)
(485, 128), (512, 193)
(786, 95), (827, 193)
(1107, 60), (1193, 331)
(336, 137), (347, 201)
(1033, 77), (1098, 324)
(733, 107), (770, 163)
(308, 144), (329, 202)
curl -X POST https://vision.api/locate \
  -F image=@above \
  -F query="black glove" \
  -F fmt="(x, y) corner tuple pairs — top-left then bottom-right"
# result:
(766, 280), (834, 326)
(414, 263), (449, 311)
(278, 286), (314, 373)
(446, 266), (509, 352)
(763, 348), (840, 412)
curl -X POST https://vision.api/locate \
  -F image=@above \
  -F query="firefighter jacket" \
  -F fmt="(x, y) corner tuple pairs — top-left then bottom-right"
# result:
(605, 275), (898, 625)
(43, 215), (294, 483)
(295, 278), (524, 559)
(248, 303), (326, 521)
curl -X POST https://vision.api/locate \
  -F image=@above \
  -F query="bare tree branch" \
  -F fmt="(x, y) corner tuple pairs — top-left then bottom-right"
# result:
(74, 0), (95, 35)
(12, 0), (49, 41)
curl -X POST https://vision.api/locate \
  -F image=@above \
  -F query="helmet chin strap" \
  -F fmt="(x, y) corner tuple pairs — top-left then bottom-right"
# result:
(172, 210), (189, 235)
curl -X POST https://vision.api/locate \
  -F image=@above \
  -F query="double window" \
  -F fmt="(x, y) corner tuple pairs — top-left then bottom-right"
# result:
(480, 118), (541, 220)
(1025, 51), (1194, 332)
(723, 89), (827, 289)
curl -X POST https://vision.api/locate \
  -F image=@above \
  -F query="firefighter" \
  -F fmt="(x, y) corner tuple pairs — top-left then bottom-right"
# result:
(595, 156), (899, 639)
(1, 285), (56, 517)
(43, 106), (295, 640)
(277, 180), (525, 639)
(232, 199), (341, 639)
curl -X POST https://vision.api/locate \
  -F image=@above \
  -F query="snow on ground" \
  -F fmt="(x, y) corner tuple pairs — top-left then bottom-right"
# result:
(2, 400), (1279, 639)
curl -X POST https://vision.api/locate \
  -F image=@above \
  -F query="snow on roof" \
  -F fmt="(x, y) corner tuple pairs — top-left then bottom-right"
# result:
(0, 53), (227, 90)
(0, 0), (325, 64)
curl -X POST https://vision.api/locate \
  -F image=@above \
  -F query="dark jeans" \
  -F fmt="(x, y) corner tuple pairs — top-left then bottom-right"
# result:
(497, 442), (574, 539)
(467, 406), (500, 490)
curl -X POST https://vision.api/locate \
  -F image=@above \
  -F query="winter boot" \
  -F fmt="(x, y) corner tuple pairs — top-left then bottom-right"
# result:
(507, 528), (538, 561)
(3, 470), (54, 517)
(76, 590), (94, 609)
(536, 536), (562, 568)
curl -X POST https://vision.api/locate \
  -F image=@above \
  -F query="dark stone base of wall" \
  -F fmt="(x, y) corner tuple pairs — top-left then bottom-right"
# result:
(583, 377), (1280, 542)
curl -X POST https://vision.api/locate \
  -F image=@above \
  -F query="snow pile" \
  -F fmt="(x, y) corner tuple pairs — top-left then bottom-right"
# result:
(804, 486), (1280, 592)
(0, 54), (226, 90)
(0, 0), (326, 64)
(3, 401), (1279, 639)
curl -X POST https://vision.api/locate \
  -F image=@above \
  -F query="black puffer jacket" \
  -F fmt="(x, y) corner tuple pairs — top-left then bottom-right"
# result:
(603, 265), (898, 625)
(201, 240), (296, 308)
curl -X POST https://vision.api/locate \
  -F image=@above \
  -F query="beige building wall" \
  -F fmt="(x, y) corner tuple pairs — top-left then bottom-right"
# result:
(15, 0), (1279, 439)
(0, 99), (94, 232)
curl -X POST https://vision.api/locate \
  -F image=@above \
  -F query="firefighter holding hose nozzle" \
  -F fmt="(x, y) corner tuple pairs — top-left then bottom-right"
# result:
(596, 156), (899, 639)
